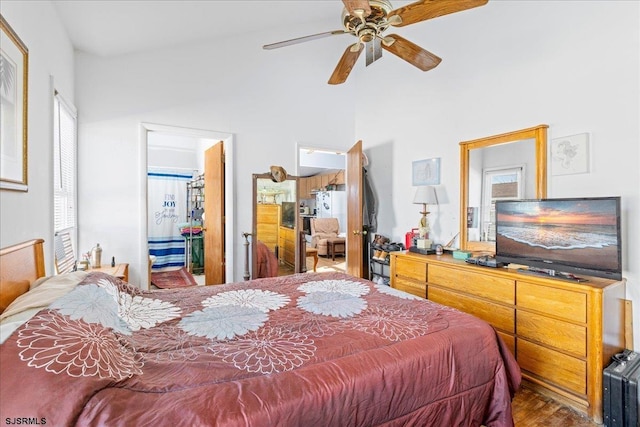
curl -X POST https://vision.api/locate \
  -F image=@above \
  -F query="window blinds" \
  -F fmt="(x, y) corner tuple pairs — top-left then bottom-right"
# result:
(53, 92), (77, 233)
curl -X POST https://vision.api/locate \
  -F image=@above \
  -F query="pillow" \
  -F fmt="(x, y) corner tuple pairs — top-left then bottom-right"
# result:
(29, 275), (51, 290)
(0, 271), (88, 322)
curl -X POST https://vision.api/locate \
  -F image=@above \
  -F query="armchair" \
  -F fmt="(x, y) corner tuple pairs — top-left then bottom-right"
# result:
(310, 218), (344, 257)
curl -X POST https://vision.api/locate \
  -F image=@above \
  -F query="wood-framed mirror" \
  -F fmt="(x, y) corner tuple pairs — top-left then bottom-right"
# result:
(460, 124), (548, 253)
(252, 173), (301, 278)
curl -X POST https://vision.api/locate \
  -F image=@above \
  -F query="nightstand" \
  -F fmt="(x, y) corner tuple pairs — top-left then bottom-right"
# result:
(91, 263), (129, 282)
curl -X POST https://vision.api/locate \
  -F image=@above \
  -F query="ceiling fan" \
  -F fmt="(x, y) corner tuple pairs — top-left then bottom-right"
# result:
(263, 0), (488, 85)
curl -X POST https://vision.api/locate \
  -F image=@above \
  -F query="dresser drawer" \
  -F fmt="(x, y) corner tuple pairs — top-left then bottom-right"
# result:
(393, 277), (426, 299)
(429, 265), (515, 304)
(517, 311), (586, 357)
(429, 287), (515, 333)
(257, 224), (278, 237)
(517, 338), (587, 396)
(257, 207), (279, 224)
(517, 281), (586, 323)
(395, 257), (427, 282)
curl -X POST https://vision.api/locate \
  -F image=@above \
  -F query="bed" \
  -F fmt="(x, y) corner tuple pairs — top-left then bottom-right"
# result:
(0, 239), (520, 426)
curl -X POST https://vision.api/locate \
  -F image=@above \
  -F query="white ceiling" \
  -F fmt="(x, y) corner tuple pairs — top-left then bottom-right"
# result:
(49, 0), (438, 177)
(52, 0), (348, 57)
(51, 0), (420, 57)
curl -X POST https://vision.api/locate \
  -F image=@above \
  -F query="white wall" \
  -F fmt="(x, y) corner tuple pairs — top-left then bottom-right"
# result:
(75, 19), (357, 286)
(148, 133), (200, 171)
(0, 1), (75, 273)
(356, 1), (640, 346)
(5, 1), (637, 348)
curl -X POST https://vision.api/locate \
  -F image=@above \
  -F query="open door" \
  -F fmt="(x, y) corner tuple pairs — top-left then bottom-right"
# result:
(346, 140), (364, 277)
(204, 142), (225, 284)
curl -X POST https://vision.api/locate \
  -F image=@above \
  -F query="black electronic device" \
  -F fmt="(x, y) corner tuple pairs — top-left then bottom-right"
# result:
(495, 196), (622, 280)
(465, 256), (504, 268)
(281, 201), (296, 229)
(478, 257), (504, 268)
(409, 246), (435, 255)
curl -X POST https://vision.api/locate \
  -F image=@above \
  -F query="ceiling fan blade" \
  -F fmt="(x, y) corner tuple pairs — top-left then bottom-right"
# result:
(342, 0), (372, 18)
(263, 30), (348, 50)
(328, 43), (363, 85)
(388, 0), (488, 27)
(382, 34), (441, 71)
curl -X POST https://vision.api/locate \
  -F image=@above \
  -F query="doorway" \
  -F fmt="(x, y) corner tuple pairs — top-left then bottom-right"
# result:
(296, 145), (356, 275)
(140, 123), (234, 290)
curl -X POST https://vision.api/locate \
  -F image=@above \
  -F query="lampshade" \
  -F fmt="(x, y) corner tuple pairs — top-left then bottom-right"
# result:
(413, 186), (439, 205)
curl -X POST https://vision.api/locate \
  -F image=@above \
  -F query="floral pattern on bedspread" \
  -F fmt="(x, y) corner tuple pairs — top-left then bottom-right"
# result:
(49, 276), (182, 334)
(208, 326), (317, 374)
(11, 272), (451, 381)
(1, 271), (522, 427)
(15, 311), (143, 380)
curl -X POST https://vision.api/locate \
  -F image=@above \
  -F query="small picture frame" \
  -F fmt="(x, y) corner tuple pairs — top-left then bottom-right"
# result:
(551, 133), (589, 176)
(412, 158), (440, 186)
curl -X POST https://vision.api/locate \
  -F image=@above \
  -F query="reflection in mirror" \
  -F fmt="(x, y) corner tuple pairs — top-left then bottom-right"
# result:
(468, 139), (535, 242)
(460, 125), (548, 253)
(252, 173), (300, 278)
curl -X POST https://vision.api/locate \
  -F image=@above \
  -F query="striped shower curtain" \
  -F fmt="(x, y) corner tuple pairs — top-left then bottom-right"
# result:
(147, 169), (194, 270)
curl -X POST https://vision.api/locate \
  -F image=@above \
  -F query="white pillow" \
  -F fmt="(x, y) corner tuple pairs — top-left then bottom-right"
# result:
(1, 271), (88, 320)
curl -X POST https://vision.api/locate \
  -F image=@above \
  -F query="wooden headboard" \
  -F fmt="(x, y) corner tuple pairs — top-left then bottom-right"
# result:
(0, 239), (46, 313)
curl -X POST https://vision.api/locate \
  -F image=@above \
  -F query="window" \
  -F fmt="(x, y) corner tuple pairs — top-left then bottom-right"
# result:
(480, 165), (524, 242)
(53, 91), (77, 235)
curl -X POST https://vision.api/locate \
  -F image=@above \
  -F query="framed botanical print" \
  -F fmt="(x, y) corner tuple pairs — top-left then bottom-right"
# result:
(0, 15), (29, 191)
(551, 133), (589, 176)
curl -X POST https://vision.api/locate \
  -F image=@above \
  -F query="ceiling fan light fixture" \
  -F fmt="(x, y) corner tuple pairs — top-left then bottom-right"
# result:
(352, 9), (366, 20)
(387, 15), (402, 26)
(382, 36), (395, 47)
(360, 31), (375, 43)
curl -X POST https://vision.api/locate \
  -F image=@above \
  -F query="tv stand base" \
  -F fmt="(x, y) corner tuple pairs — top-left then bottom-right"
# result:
(517, 267), (588, 283)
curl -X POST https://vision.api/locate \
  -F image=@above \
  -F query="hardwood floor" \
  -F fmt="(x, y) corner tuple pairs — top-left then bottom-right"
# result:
(512, 385), (598, 427)
(311, 254), (346, 273)
(277, 253), (346, 276)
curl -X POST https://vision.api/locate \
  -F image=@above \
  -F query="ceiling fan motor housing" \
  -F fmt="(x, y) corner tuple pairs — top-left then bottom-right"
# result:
(342, 0), (394, 42)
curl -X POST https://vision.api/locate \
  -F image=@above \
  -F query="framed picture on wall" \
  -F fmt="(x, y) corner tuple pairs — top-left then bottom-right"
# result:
(412, 158), (440, 186)
(0, 15), (29, 191)
(551, 133), (589, 176)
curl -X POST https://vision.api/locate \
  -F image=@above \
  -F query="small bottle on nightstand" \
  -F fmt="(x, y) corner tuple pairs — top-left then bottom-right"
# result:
(111, 256), (115, 267)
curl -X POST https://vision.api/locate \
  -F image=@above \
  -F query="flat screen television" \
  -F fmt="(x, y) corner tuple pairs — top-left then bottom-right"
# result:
(281, 201), (296, 229)
(495, 196), (622, 280)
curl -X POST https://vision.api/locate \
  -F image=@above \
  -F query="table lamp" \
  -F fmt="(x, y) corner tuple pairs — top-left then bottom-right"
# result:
(413, 186), (438, 247)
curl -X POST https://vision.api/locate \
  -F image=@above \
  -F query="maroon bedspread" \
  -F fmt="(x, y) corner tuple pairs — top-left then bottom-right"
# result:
(0, 272), (520, 426)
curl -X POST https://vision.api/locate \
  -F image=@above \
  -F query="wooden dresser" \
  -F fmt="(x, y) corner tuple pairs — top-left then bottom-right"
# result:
(256, 204), (280, 253)
(278, 226), (296, 267)
(390, 252), (626, 423)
